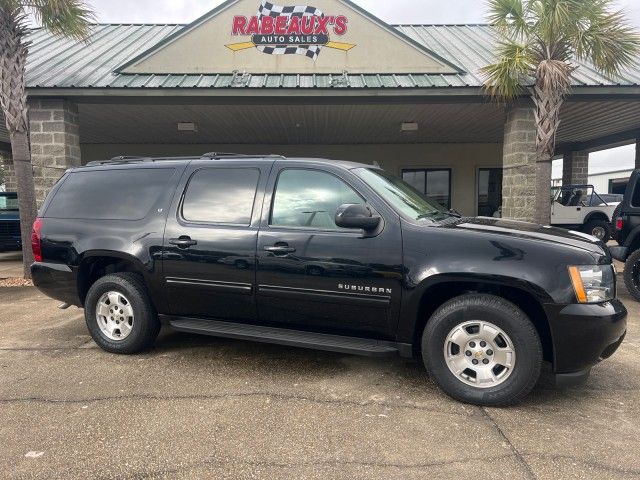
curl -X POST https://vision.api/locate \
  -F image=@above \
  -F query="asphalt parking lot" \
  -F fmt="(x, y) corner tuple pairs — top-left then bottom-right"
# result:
(0, 256), (639, 479)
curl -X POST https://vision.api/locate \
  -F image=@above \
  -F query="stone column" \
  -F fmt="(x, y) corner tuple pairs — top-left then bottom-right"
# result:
(502, 105), (537, 222)
(562, 150), (589, 186)
(28, 99), (81, 206)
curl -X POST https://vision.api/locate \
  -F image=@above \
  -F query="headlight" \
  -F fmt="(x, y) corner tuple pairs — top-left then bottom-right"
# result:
(568, 265), (614, 303)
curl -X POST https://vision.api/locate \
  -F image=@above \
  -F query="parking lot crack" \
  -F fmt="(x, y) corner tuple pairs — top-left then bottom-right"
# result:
(480, 407), (537, 480)
(0, 391), (480, 418)
(105, 453), (520, 479)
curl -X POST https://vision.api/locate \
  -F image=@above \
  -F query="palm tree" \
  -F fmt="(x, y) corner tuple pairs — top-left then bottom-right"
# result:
(0, 0), (92, 277)
(482, 0), (640, 225)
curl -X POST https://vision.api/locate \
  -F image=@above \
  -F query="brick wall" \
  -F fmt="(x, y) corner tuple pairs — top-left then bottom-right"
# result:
(562, 150), (588, 186)
(501, 106), (537, 222)
(28, 99), (81, 205)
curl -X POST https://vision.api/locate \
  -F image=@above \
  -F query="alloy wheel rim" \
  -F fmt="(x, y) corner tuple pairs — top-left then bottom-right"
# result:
(443, 320), (516, 388)
(96, 291), (134, 341)
(591, 226), (606, 239)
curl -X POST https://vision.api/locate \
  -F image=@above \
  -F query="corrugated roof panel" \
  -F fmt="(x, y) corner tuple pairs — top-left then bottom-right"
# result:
(23, 24), (640, 90)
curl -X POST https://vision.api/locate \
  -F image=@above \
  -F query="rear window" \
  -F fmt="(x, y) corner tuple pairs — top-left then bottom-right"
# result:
(45, 168), (175, 220)
(632, 183), (640, 208)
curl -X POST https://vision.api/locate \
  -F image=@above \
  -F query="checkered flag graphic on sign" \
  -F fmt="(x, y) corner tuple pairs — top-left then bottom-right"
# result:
(256, 1), (325, 60)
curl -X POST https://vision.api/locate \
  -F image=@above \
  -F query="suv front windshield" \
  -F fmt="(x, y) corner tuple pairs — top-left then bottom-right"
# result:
(0, 194), (18, 212)
(355, 168), (454, 222)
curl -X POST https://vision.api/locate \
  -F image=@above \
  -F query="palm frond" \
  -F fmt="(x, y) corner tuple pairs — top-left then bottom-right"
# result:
(481, 40), (537, 99)
(573, 6), (640, 77)
(24, 0), (94, 39)
(487, 0), (531, 39)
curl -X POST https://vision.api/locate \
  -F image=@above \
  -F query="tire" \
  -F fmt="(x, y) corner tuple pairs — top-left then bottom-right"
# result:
(84, 272), (160, 354)
(421, 294), (542, 406)
(623, 249), (640, 302)
(582, 218), (611, 242)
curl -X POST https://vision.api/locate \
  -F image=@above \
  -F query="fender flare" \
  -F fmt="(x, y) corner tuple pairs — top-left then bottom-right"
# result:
(583, 210), (611, 225)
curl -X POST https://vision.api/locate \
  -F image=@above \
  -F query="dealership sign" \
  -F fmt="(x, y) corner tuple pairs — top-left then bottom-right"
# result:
(226, 1), (356, 60)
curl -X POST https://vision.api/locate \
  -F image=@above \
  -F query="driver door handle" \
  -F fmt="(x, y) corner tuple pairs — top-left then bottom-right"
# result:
(264, 243), (296, 254)
(169, 236), (197, 248)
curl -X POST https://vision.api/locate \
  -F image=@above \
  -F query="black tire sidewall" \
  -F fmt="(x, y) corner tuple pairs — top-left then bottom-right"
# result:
(84, 273), (158, 353)
(624, 250), (640, 302)
(422, 295), (542, 406)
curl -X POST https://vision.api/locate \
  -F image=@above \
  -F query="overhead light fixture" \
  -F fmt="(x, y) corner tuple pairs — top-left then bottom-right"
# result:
(401, 122), (419, 132)
(177, 122), (197, 132)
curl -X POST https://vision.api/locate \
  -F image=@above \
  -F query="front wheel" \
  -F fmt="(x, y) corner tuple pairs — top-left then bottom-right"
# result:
(422, 294), (542, 406)
(623, 249), (640, 302)
(583, 218), (611, 242)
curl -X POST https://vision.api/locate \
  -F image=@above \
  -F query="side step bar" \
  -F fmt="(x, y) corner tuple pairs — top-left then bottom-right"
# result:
(167, 317), (399, 357)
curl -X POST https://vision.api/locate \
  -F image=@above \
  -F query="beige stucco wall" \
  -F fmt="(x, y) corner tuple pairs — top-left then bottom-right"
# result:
(124, 0), (456, 74)
(81, 143), (502, 216)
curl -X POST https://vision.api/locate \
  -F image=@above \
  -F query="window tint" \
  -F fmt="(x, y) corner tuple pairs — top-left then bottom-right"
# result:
(182, 168), (259, 225)
(46, 168), (174, 220)
(271, 169), (363, 230)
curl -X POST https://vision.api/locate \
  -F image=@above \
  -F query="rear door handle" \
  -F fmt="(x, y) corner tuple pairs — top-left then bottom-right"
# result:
(169, 237), (197, 248)
(264, 243), (296, 254)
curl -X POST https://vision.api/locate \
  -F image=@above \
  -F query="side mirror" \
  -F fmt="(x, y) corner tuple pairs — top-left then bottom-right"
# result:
(335, 204), (381, 231)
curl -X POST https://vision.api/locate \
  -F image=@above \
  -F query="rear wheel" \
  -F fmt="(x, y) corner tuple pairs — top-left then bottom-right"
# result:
(623, 249), (640, 302)
(583, 218), (611, 242)
(422, 294), (542, 406)
(84, 273), (160, 354)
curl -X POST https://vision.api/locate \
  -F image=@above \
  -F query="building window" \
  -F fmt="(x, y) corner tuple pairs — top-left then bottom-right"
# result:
(608, 177), (629, 195)
(478, 168), (503, 217)
(401, 169), (451, 209)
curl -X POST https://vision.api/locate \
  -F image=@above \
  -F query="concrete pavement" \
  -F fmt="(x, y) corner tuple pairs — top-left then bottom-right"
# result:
(0, 284), (638, 479)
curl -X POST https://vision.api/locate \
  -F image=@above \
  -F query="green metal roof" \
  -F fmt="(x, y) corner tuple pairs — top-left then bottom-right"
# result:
(24, 23), (640, 90)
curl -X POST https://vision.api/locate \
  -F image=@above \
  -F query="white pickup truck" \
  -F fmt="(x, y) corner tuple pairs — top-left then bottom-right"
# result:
(550, 185), (619, 242)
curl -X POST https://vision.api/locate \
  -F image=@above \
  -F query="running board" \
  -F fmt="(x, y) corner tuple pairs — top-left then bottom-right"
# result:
(167, 317), (399, 357)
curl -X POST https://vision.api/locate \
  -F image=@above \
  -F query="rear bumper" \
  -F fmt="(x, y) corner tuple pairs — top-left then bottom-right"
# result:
(31, 262), (81, 306)
(544, 299), (627, 374)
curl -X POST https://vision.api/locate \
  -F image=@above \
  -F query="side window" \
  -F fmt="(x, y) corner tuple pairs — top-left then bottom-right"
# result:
(632, 182), (640, 208)
(182, 168), (260, 225)
(271, 169), (364, 230)
(45, 168), (175, 220)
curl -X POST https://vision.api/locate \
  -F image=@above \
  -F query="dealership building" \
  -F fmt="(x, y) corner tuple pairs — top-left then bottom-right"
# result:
(1, 0), (640, 220)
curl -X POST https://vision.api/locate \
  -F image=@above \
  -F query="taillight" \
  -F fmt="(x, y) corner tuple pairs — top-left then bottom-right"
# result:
(615, 217), (624, 231)
(31, 218), (42, 262)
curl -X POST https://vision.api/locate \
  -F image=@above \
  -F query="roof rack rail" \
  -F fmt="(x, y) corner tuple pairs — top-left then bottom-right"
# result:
(201, 152), (248, 157)
(201, 152), (286, 159)
(86, 156), (153, 166)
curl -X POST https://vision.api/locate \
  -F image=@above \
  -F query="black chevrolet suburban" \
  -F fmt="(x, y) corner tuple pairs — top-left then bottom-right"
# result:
(31, 154), (627, 406)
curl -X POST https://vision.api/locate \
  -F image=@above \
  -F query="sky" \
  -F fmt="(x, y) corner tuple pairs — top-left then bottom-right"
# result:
(79, 0), (640, 177)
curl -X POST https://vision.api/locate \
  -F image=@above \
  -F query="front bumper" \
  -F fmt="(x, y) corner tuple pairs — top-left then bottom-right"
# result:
(544, 299), (627, 374)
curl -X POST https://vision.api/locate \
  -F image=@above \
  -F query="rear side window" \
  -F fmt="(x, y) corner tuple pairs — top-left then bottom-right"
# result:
(45, 168), (175, 220)
(181, 168), (260, 225)
(632, 183), (640, 208)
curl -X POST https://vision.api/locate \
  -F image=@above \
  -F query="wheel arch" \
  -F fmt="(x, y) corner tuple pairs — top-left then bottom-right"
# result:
(583, 210), (611, 224)
(410, 276), (554, 365)
(77, 251), (150, 306)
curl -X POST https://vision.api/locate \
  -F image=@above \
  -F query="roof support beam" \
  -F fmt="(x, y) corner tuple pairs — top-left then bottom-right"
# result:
(556, 128), (640, 155)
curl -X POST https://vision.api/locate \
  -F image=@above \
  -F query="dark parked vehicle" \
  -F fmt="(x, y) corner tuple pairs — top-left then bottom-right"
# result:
(611, 169), (640, 300)
(0, 192), (21, 251)
(31, 154), (627, 406)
